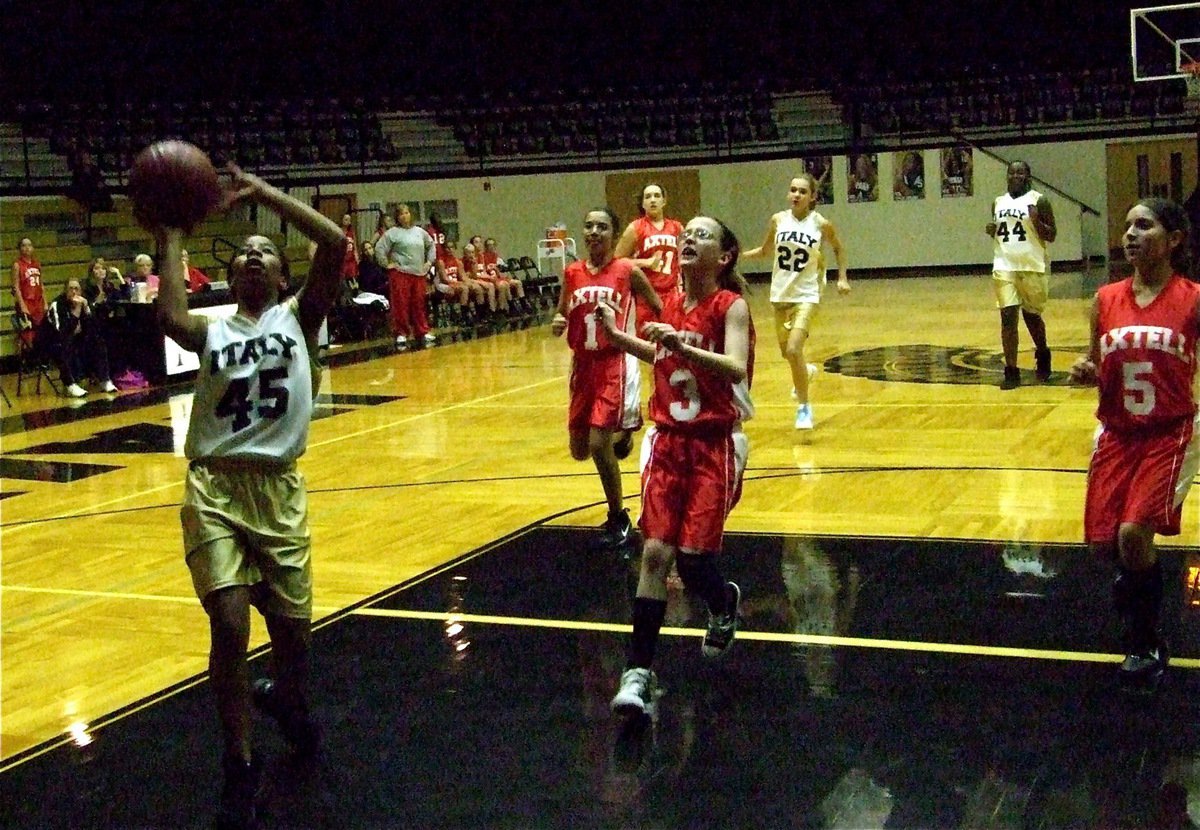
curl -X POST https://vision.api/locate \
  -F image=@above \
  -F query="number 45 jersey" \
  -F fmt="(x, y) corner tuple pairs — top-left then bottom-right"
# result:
(185, 298), (317, 462)
(1095, 274), (1200, 433)
(650, 290), (755, 431)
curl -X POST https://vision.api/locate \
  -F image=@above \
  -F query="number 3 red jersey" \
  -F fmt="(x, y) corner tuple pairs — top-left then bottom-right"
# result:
(650, 290), (755, 431)
(1095, 274), (1200, 432)
(564, 258), (635, 357)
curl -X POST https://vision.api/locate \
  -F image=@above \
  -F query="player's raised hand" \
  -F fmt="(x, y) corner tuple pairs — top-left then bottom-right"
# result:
(218, 163), (261, 211)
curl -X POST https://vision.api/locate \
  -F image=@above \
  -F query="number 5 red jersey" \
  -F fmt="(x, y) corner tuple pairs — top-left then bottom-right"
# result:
(1095, 274), (1200, 432)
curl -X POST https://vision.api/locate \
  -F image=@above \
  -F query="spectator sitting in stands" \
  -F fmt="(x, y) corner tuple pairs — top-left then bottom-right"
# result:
(180, 249), (211, 293)
(358, 240), (388, 296)
(85, 257), (129, 304)
(46, 279), (117, 397)
(131, 253), (160, 301)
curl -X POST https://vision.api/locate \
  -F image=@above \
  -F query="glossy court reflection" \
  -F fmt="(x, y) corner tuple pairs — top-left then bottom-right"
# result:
(6, 527), (1200, 828)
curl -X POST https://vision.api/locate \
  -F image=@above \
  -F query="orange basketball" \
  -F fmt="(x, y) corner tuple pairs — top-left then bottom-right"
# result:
(128, 141), (222, 232)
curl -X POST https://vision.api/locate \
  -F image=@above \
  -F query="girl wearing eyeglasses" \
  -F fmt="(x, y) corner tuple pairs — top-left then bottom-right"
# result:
(595, 215), (755, 717)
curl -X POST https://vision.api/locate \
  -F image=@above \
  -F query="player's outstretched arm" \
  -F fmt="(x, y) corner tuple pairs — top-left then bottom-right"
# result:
(226, 165), (346, 339)
(156, 228), (209, 354)
(741, 214), (778, 260)
(822, 217), (850, 294)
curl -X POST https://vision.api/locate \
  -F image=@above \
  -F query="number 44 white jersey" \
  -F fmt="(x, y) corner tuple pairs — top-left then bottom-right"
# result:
(992, 189), (1049, 273)
(185, 298), (317, 462)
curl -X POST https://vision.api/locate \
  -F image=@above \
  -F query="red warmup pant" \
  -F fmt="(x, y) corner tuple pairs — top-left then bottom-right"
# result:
(387, 269), (430, 338)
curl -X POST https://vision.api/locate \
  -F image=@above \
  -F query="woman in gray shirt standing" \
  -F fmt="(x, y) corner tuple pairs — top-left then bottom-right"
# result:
(375, 203), (437, 350)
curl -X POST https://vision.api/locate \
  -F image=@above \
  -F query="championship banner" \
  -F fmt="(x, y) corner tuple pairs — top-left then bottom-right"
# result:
(847, 153), (879, 203)
(940, 147), (973, 197)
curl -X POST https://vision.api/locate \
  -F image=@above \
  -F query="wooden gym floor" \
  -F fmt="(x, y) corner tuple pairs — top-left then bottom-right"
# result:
(4, 271), (1200, 828)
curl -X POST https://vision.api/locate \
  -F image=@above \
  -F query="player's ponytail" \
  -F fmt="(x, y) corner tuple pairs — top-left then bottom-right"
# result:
(710, 217), (748, 295)
(1139, 198), (1193, 277)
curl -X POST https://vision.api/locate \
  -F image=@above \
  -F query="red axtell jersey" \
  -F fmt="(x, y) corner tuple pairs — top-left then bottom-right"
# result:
(1095, 274), (1200, 432)
(482, 251), (499, 267)
(426, 224), (449, 262)
(564, 258), (635, 357)
(13, 258), (45, 321)
(650, 289), (755, 431)
(441, 254), (463, 281)
(632, 215), (684, 296)
(341, 229), (358, 279)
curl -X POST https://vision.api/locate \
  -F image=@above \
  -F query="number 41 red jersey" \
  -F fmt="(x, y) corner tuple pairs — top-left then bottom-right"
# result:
(650, 289), (755, 431)
(564, 258), (635, 357)
(632, 216), (684, 296)
(1095, 274), (1200, 432)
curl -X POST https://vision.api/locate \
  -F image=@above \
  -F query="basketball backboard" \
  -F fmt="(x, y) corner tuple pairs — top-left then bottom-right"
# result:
(1132, 3), (1200, 80)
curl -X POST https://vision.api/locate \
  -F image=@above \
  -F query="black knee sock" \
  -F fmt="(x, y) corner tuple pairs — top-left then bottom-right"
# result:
(1113, 562), (1164, 652)
(675, 554), (731, 616)
(628, 597), (667, 669)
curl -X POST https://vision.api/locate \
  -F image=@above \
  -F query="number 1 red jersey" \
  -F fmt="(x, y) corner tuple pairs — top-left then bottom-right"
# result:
(564, 258), (635, 358)
(650, 290), (755, 431)
(1095, 274), (1200, 432)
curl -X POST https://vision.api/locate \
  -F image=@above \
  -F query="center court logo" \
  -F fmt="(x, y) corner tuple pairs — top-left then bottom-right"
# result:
(823, 344), (1086, 386)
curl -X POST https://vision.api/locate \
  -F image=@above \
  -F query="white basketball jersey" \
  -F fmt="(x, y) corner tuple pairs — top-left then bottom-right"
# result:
(770, 211), (824, 304)
(992, 189), (1049, 273)
(185, 298), (316, 462)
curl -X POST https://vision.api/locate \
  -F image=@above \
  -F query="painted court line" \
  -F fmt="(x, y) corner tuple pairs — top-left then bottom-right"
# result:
(350, 607), (1190, 668)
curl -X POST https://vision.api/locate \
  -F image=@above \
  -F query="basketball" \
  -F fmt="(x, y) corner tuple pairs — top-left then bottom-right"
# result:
(128, 140), (222, 232)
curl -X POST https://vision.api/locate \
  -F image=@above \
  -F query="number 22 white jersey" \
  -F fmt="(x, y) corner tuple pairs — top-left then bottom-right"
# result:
(185, 298), (316, 462)
(770, 210), (824, 304)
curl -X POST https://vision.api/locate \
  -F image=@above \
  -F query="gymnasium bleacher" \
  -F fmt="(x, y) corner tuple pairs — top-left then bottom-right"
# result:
(2, 60), (1195, 373)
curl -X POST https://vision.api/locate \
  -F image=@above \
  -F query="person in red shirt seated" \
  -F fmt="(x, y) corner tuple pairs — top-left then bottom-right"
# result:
(461, 242), (501, 314)
(180, 249), (212, 293)
(481, 237), (501, 267)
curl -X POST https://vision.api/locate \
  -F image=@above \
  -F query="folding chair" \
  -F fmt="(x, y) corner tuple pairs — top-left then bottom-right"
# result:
(519, 256), (560, 308)
(14, 326), (61, 397)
